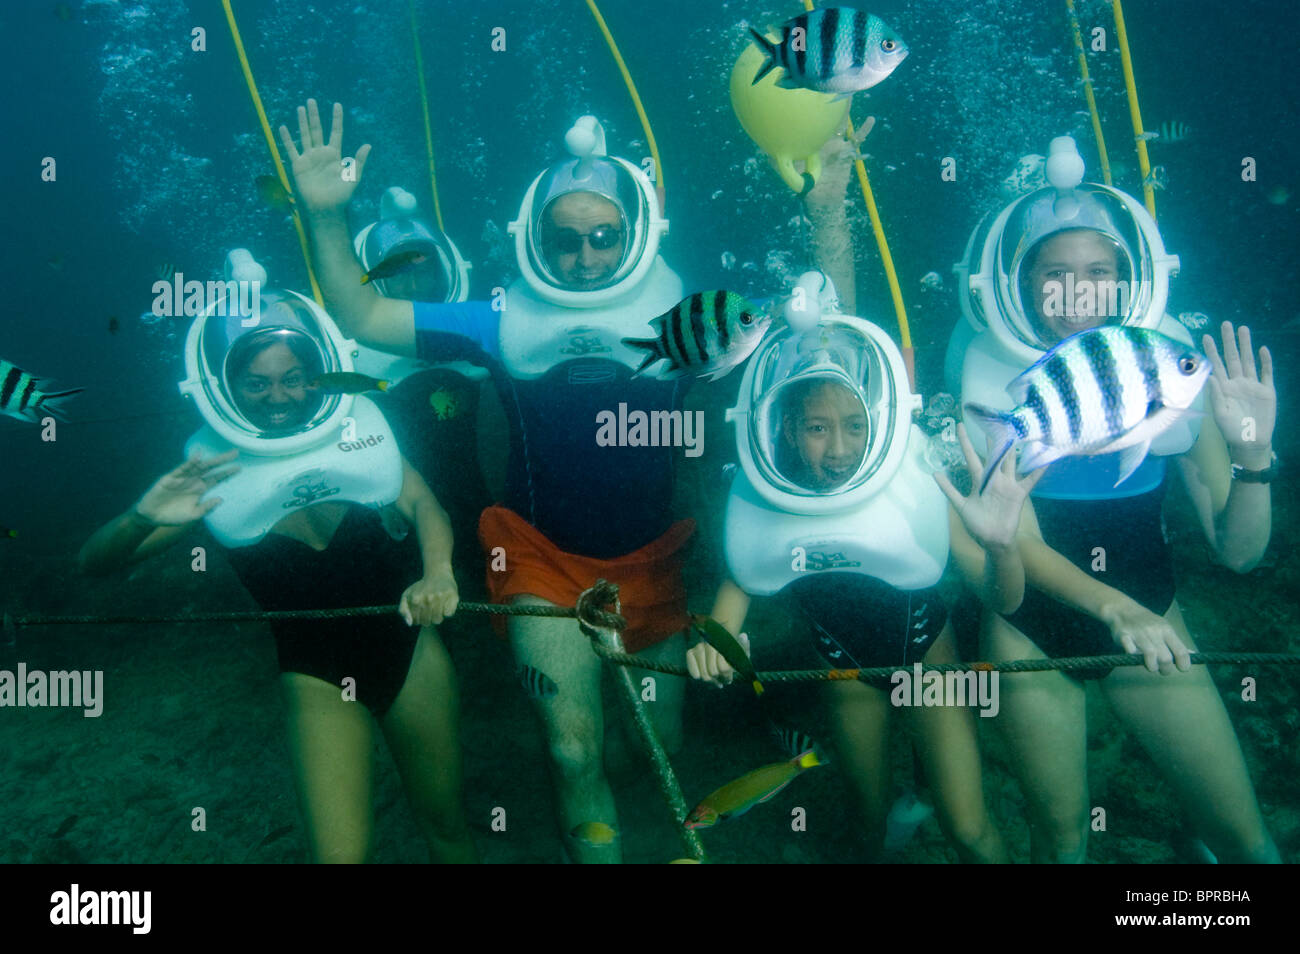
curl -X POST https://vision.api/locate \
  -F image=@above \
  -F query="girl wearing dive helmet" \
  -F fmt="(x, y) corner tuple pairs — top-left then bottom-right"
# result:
(950, 138), (1279, 863)
(79, 269), (477, 864)
(688, 296), (1043, 862)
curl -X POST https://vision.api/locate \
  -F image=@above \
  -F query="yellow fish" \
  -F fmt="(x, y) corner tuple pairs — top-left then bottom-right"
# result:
(685, 751), (822, 829)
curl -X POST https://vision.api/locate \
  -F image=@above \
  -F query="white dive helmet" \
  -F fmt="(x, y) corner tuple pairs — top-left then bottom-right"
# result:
(508, 115), (668, 308)
(969, 136), (1180, 365)
(352, 186), (471, 303)
(728, 282), (921, 516)
(178, 249), (360, 457)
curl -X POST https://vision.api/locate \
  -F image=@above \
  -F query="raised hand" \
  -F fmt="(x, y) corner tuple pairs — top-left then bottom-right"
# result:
(935, 423), (1044, 551)
(135, 450), (239, 526)
(277, 99), (371, 213)
(1203, 322), (1275, 465)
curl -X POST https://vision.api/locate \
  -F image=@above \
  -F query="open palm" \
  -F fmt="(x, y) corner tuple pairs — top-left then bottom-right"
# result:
(136, 451), (239, 525)
(277, 99), (371, 213)
(1203, 322), (1275, 454)
(935, 424), (1043, 550)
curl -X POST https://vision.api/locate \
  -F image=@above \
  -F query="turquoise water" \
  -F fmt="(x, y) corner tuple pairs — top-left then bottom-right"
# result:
(0, 0), (1295, 864)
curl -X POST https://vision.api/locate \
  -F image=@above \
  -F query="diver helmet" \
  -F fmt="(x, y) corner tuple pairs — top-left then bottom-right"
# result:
(508, 116), (668, 308)
(968, 136), (1180, 365)
(353, 187), (471, 302)
(727, 310), (921, 515)
(178, 249), (360, 456)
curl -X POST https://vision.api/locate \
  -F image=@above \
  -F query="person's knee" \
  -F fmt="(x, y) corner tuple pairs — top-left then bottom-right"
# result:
(549, 728), (602, 782)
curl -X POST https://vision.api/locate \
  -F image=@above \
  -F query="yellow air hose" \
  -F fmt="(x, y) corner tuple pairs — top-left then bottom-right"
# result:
(407, 0), (446, 233)
(800, 0), (913, 385)
(1065, 0), (1112, 186)
(584, 0), (666, 214)
(1110, 0), (1157, 220)
(220, 0), (325, 305)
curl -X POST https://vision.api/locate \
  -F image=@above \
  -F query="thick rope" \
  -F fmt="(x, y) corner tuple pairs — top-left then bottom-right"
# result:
(7, 602), (1296, 681)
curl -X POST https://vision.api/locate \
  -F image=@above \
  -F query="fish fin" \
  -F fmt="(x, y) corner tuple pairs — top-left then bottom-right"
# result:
(794, 750), (822, 771)
(964, 402), (1020, 493)
(756, 778), (795, 804)
(1114, 439), (1151, 487)
(35, 388), (85, 422)
(622, 341), (663, 379)
(749, 29), (779, 84)
(829, 91), (856, 102)
(1018, 440), (1065, 473)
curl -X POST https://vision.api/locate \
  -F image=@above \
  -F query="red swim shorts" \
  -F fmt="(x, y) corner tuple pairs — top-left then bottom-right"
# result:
(478, 505), (695, 653)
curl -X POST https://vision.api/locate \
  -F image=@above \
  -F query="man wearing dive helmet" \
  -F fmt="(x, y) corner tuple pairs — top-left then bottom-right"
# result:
(280, 99), (696, 863)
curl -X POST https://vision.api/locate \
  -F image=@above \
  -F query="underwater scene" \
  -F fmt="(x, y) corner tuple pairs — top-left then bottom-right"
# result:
(1, 0), (1296, 872)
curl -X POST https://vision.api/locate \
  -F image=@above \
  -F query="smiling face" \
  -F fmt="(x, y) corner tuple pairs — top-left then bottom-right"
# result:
(1024, 229), (1126, 343)
(781, 380), (869, 491)
(540, 192), (627, 289)
(230, 341), (315, 432)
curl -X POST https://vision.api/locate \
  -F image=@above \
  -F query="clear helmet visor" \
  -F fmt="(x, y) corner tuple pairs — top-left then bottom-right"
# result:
(527, 158), (646, 292)
(360, 218), (461, 302)
(998, 185), (1153, 349)
(748, 324), (884, 496)
(197, 292), (342, 441)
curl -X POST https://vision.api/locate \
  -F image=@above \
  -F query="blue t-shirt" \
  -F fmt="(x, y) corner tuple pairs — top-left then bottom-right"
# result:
(412, 300), (690, 558)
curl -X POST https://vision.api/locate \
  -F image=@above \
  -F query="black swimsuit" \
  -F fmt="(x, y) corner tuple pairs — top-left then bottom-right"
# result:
(789, 573), (948, 673)
(224, 505), (422, 717)
(1004, 483), (1178, 680)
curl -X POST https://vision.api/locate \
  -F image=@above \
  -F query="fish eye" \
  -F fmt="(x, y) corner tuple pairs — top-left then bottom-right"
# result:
(881, 38), (896, 51)
(1178, 355), (1198, 374)
(740, 311), (754, 325)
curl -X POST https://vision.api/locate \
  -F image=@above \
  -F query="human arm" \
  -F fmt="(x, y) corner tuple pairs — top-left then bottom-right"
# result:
(77, 451), (239, 576)
(1175, 322), (1274, 572)
(278, 99), (416, 356)
(802, 118), (873, 315)
(937, 424), (1044, 615)
(685, 579), (752, 687)
(392, 456), (458, 626)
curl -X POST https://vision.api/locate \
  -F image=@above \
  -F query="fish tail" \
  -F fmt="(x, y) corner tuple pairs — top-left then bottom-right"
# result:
(795, 749), (821, 770)
(34, 387), (84, 422)
(621, 337), (663, 377)
(749, 28), (779, 84)
(964, 402), (1021, 493)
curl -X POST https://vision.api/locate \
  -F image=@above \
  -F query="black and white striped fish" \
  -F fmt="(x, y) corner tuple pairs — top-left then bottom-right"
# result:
(624, 291), (770, 382)
(750, 8), (909, 97)
(517, 664), (558, 700)
(0, 360), (83, 424)
(1139, 120), (1191, 144)
(966, 327), (1210, 491)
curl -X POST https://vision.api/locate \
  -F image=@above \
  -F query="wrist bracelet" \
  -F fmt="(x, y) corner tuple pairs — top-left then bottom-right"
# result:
(1230, 453), (1278, 484)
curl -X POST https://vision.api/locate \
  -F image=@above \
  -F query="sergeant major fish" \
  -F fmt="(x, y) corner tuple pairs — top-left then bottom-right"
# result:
(965, 326), (1210, 492)
(624, 291), (770, 382)
(0, 360), (83, 423)
(750, 8), (909, 98)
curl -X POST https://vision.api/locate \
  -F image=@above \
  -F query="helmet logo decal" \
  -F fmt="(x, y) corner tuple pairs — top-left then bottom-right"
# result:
(281, 468), (342, 509)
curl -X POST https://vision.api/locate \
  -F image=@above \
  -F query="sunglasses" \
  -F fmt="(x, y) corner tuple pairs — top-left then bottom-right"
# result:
(548, 224), (623, 255)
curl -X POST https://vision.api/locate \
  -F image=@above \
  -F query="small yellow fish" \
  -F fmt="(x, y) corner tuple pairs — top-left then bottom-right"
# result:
(685, 751), (822, 829)
(569, 821), (618, 847)
(308, 372), (389, 394)
(690, 614), (763, 695)
(361, 249), (428, 286)
(255, 175), (294, 211)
